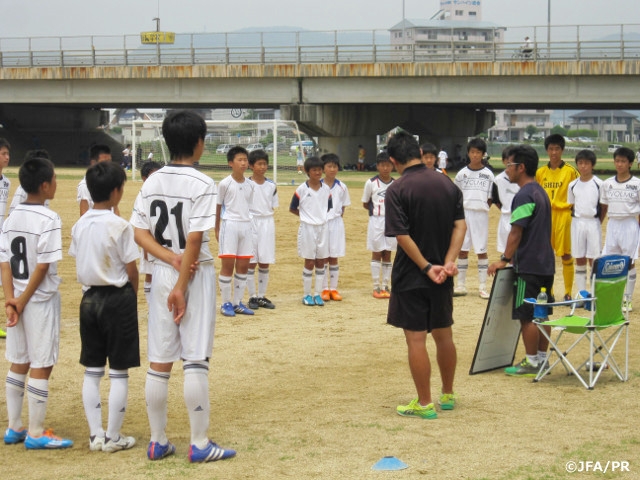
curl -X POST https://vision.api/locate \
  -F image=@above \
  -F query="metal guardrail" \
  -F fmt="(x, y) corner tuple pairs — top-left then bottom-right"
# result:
(1, 24), (639, 67)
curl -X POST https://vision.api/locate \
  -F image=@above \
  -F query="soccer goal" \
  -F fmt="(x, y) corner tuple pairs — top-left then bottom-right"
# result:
(130, 118), (310, 184)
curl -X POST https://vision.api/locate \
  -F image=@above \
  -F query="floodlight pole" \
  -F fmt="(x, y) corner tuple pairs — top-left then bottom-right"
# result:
(547, 0), (551, 54)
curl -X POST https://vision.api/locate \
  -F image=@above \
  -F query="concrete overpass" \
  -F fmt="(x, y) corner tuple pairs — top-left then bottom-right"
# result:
(1, 29), (640, 164)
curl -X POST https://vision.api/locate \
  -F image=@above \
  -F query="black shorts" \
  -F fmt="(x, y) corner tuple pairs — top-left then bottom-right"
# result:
(387, 287), (454, 332)
(512, 274), (554, 322)
(79, 283), (140, 370)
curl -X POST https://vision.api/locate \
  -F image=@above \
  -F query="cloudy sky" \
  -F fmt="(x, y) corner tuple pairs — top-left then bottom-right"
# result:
(0, 0), (637, 38)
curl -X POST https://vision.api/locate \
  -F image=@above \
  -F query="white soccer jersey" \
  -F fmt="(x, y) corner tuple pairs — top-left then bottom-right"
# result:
(568, 176), (603, 218)
(69, 209), (139, 287)
(77, 176), (94, 210)
(324, 179), (351, 221)
(494, 171), (520, 214)
(217, 175), (254, 222)
(0, 174), (10, 228)
(9, 185), (49, 215)
(290, 181), (332, 225)
(454, 166), (494, 212)
(438, 150), (448, 169)
(130, 164), (216, 263)
(600, 176), (640, 218)
(362, 175), (394, 217)
(0, 204), (62, 302)
(249, 177), (279, 217)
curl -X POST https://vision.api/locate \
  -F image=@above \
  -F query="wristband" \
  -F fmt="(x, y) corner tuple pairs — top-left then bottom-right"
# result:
(500, 254), (511, 263)
(422, 263), (433, 275)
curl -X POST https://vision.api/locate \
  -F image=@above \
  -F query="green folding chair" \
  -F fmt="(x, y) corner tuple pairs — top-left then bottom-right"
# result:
(531, 254), (630, 390)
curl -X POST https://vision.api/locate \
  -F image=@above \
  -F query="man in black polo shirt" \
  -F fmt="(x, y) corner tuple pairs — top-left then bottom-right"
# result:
(489, 144), (555, 377)
(385, 132), (466, 419)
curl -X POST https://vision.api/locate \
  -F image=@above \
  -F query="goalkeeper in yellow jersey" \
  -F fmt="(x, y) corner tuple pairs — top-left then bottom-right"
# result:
(535, 134), (579, 301)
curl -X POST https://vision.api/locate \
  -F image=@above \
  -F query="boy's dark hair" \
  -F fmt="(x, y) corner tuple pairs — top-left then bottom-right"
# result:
(86, 161), (126, 203)
(420, 143), (438, 157)
(25, 149), (50, 161)
(467, 137), (487, 153)
(376, 151), (391, 164)
(544, 134), (565, 151)
(227, 146), (248, 162)
(614, 147), (635, 163)
(248, 149), (269, 165)
(509, 144), (539, 177)
(90, 144), (111, 161)
(321, 153), (340, 168)
(575, 149), (597, 166)
(501, 145), (514, 160)
(304, 156), (324, 172)
(19, 156), (55, 194)
(0, 137), (10, 150)
(162, 110), (207, 161)
(386, 132), (420, 165)
(141, 160), (163, 179)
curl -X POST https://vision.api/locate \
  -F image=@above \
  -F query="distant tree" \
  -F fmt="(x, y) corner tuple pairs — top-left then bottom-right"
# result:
(525, 124), (539, 140)
(551, 125), (568, 136)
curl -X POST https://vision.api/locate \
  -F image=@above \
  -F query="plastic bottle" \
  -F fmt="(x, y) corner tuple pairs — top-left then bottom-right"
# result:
(534, 287), (548, 319)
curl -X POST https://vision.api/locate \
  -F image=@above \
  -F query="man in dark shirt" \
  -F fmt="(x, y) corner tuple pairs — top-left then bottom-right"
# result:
(489, 144), (555, 377)
(385, 132), (466, 419)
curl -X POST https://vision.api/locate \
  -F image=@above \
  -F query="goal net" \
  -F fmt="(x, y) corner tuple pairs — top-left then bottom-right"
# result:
(130, 118), (312, 185)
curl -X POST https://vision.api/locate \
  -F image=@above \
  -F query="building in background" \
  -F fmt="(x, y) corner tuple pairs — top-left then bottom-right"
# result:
(489, 109), (553, 142)
(569, 110), (639, 143)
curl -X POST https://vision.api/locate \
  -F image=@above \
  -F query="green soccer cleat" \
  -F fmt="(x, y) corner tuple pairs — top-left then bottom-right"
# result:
(396, 398), (438, 419)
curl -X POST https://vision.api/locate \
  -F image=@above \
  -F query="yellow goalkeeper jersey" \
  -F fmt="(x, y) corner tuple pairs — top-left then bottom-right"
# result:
(535, 161), (579, 211)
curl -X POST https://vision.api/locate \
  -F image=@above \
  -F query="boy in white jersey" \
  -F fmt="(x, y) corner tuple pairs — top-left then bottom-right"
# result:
(246, 149), (278, 310)
(216, 146), (255, 317)
(421, 143), (446, 175)
(138, 160), (163, 302)
(130, 110), (235, 463)
(0, 138), (10, 338)
(69, 161), (140, 453)
(454, 138), (495, 299)
(77, 145), (119, 217)
(290, 156), (332, 306)
(492, 146), (520, 255)
(1, 156), (72, 449)
(567, 149), (604, 294)
(600, 147), (640, 312)
(9, 150), (51, 217)
(320, 153), (351, 302)
(362, 152), (397, 298)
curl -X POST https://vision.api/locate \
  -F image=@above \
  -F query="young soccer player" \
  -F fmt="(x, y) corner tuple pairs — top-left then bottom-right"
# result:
(421, 143), (447, 174)
(246, 149), (278, 310)
(492, 146), (520, 255)
(362, 152), (397, 298)
(1, 156), (73, 449)
(320, 153), (351, 301)
(567, 149), (604, 294)
(9, 150), (52, 217)
(0, 138), (10, 339)
(536, 134), (579, 300)
(600, 147), (640, 312)
(69, 161), (140, 453)
(454, 138), (494, 299)
(138, 160), (163, 302)
(130, 110), (235, 463)
(290, 156), (332, 306)
(216, 146), (255, 317)
(77, 144), (119, 217)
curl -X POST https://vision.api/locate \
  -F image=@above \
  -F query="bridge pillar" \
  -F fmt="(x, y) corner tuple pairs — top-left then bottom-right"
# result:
(281, 103), (494, 168)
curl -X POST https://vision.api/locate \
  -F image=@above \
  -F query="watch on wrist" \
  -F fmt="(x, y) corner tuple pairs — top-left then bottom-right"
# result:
(422, 263), (433, 275)
(500, 254), (511, 263)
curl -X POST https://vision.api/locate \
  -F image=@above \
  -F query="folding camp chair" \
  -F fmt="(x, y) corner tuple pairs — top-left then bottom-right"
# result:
(530, 254), (630, 390)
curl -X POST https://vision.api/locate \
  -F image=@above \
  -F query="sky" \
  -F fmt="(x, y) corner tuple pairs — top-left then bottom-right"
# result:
(0, 0), (637, 39)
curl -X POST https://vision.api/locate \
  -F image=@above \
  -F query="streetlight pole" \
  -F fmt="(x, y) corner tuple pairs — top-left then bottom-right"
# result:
(547, 0), (551, 55)
(402, 0), (406, 50)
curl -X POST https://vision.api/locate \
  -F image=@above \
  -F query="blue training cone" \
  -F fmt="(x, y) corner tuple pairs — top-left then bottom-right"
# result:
(372, 456), (409, 471)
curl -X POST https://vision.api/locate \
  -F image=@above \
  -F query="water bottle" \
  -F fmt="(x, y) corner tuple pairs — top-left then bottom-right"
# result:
(534, 287), (548, 319)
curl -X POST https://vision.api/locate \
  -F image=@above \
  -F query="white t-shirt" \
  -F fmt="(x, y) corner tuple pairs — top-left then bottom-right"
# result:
(568, 176), (603, 218)
(77, 176), (94, 210)
(217, 175), (254, 222)
(0, 203), (62, 302)
(69, 209), (139, 287)
(600, 175), (640, 218)
(0, 174), (10, 229)
(438, 150), (448, 170)
(494, 171), (520, 214)
(248, 177), (278, 217)
(289, 181), (332, 226)
(130, 164), (216, 264)
(454, 166), (494, 212)
(324, 178), (351, 221)
(362, 175), (394, 217)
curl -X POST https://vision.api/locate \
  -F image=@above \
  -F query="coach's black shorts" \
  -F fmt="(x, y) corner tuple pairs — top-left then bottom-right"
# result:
(512, 274), (554, 322)
(387, 287), (454, 332)
(79, 283), (140, 370)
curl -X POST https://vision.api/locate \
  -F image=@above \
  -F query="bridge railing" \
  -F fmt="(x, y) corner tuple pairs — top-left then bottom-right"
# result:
(1, 24), (639, 68)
